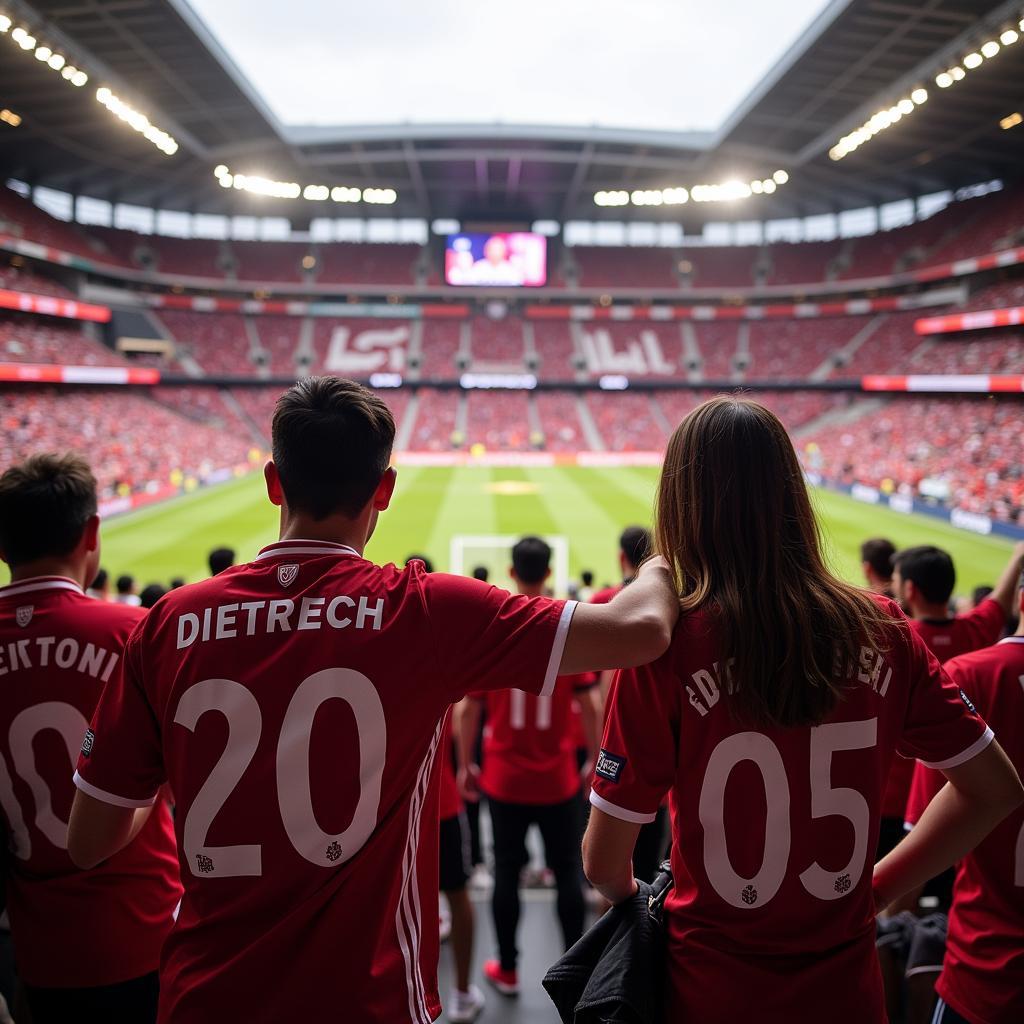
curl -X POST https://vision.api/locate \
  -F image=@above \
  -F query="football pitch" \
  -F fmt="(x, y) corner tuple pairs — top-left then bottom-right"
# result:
(20, 465), (1012, 599)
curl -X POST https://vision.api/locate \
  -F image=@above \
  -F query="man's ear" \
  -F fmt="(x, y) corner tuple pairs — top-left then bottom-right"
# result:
(373, 467), (397, 511)
(82, 514), (100, 554)
(509, 566), (518, 584)
(544, 567), (552, 581)
(265, 461), (284, 507)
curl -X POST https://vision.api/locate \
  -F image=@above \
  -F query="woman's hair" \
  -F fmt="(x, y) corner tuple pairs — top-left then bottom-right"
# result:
(655, 395), (893, 728)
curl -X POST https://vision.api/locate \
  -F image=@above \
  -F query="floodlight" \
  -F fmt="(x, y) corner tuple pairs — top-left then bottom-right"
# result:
(1000, 29), (1018, 45)
(47, 53), (64, 69)
(34, 45), (50, 60)
(911, 88), (928, 104)
(980, 40), (1000, 58)
(897, 98), (914, 115)
(0, 15), (10, 32)
(773, 169), (788, 184)
(761, 179), (776, 194)
(963, 52), (982, 69)
(935, 72), (953, 87)
(951, 66), (965, 80)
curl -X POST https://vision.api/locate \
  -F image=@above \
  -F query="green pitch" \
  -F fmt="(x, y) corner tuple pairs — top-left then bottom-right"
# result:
(4, 466), (1014, 596)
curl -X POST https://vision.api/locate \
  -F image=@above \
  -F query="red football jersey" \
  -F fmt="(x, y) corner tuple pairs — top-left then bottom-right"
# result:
(904, 637), (1024, 1024)
(591, 600), (991, 1024)
(477, 673), (597, 805)
(0, 575), (181, 987)
(882, 598), (1006, 821)
(909, 598), (1005, 663)
(589, 583), (622, 606)
(75, 541), (574, 1023)
(438, 717), (462, 822)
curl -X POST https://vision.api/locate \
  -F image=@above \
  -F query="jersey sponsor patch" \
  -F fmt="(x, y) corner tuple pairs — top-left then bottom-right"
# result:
(80, 728), (95, 757)
(595, 748), (626, 783)
(959, 689), (977, 713)
(16, 605), (33, 628)
(277, 564), (299, 587)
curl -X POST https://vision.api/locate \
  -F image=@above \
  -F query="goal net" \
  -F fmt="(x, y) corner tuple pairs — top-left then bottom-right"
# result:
(449, 534), (570, 596)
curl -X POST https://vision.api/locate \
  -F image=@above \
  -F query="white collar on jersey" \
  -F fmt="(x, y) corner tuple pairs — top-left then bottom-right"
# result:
(997, 636), (1024, 645)
(0, 575), (83, 599)
(255, 539), (361, 561)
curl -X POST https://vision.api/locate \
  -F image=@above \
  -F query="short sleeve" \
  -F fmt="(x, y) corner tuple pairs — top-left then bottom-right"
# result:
(73, 628), (165, 808)
(904, 760), (945, 829)
(589, 659), (679, 825)
(423, 572), (576, 702)
(964, 598), (1006, 649)
(897, 627), (993, 770)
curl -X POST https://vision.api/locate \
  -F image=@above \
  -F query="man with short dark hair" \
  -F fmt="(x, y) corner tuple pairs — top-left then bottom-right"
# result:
(207, 547), (235, 577)
(0, 454), (181, 1023)
(114, 573), (140, 607)
(458, 536), (602, 999)
(68, 376), (677, 1023)
(87, 567), (109, 601)
(861, 537), (896, 597)
(893, 544), (1024, 661)
(472, 566), (489, 583)
(903, 570), (1024, 1024)
(590, 527), (652, 605)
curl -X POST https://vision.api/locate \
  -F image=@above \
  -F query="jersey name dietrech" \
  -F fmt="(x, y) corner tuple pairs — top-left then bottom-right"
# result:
(176, 594), (385, 649)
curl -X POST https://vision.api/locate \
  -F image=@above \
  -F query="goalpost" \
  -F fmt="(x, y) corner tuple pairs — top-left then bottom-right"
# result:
(449, 534), (571, 595)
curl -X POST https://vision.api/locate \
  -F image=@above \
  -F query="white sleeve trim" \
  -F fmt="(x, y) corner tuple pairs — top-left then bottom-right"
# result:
(589, 789), (657, 825)
(540, 600), (577, 698)
(73, 771), (158, 809)
(919, 726), (994, 771)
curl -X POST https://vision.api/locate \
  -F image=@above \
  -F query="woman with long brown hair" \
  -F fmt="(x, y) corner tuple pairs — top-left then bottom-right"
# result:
(582, 396), (1022, 1023)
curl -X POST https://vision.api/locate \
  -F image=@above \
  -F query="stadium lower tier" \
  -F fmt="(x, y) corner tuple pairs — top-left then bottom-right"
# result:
(2, 387), (1021, 525)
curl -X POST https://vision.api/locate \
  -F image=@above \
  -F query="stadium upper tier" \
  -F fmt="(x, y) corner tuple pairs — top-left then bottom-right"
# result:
(5, 305), (1022, 383)
(1, 184), (1023, 296)
(3, 385), (1020, 527)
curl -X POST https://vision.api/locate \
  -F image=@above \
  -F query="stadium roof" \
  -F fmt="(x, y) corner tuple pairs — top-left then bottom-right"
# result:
(1, 0), (1023, 224)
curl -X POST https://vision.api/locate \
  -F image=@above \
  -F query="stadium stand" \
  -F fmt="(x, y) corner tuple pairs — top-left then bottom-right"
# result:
(464, 390), (533, 449)
(764, 240), (845, 286)
(468, 315), (526, 367)
(0, 314), (125, 366)
(313, 243), (419, 286)
(252, 315), (302, 375)
(0, 264), (75, 298)
(0, 388), (249, 498)
(157, 311), (251, 375)
(572, 247), (677, 288)
(802, 397), (1024, 524)
(533, 389), (584, 451)
(585, 392), (666, 450)
(229, 241), (309, 284)
(694, 321), (740, 379)
(531, 320), (577, 379)
(0, 188), (125, 265)
(745, 317), (864, 379)
(684, 247), (757, 288)
(408, 387), (460, 450)
(418, 320), (462, 378)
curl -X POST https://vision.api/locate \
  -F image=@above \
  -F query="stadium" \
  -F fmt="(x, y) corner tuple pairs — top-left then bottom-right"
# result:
(0, 0), (1023, 1022)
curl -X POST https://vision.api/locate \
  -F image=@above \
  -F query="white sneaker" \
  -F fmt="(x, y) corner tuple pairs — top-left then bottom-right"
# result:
(447, 984), (485, 1023)
(468, 864), (493, 891)
(439, 906), (452, 943)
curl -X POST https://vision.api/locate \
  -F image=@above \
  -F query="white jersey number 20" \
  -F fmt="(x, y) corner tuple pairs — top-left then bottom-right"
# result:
(174, 668), (386, 878)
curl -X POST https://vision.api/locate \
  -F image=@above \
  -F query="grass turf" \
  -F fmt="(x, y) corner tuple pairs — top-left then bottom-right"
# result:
(4, 466), (1012, 599)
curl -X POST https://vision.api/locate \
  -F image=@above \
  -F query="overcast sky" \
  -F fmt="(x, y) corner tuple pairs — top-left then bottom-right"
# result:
(186, 0), (830, 132)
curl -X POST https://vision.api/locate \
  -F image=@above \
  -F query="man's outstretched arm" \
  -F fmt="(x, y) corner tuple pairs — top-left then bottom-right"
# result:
(559, 557), (678, 675)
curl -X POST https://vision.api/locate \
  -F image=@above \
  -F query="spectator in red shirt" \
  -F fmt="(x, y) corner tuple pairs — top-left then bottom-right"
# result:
(458, 536), (603, 999)
(861, 537), (896, 598)
(892, 544), (1024, 663)
(590, 526), (651, 606)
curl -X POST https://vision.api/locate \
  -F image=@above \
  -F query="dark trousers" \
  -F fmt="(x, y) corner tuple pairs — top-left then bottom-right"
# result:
(932, 998), (971, 1024)
(26, 971), (159, 1024)
(488, 794), (585, 971)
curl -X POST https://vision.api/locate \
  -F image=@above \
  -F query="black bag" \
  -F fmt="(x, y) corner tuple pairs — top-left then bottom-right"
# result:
(542, 860), (673, 1024)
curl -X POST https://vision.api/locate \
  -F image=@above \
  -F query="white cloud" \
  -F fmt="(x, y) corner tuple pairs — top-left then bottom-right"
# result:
(187, 0), (829, 132)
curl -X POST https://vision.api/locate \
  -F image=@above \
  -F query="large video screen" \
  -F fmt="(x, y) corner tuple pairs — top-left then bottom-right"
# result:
(445, 232), (547, 287)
